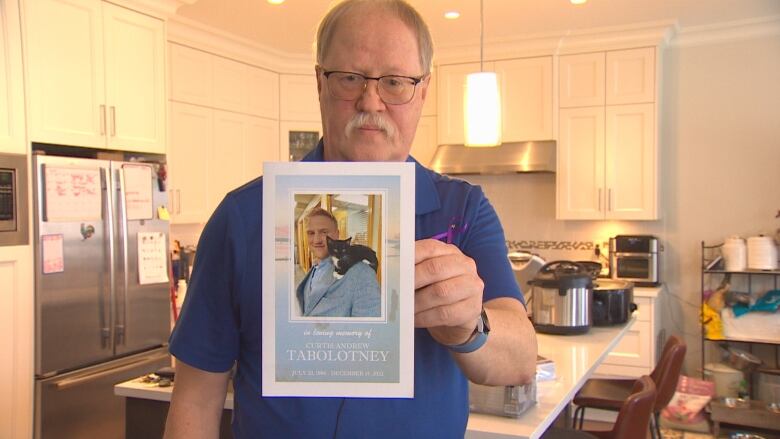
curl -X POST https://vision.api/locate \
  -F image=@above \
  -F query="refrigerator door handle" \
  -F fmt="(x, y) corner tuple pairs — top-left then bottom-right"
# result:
(53, 351), (169, 390)
(102, 167), (116, 350)
(115, 167), (130, 346)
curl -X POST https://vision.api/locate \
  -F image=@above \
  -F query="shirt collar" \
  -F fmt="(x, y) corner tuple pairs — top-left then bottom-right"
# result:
(302, 139), (440, 215)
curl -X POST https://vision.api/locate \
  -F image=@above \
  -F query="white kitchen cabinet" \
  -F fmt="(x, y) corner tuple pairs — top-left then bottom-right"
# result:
(557, 47), (658, 220)
(437, 57), (553, 145)
(410, 115), (437, 166)
(605, 103), (656, 219)
(25, 0), (165, 153)
(280, 74), (320, 122)
(421, 70), (436, 117)
(559, 52), (605, 108)
(437, 62), (489, 146)
(0, 245), (34, 439)
(169, 103), (278, 224)
(169, 102), (211, 224)
(169, 43), (213, 107)
(0, 0), (26, 154)
(496, 56), (553, 141)
(279, 120), (321, 162)
(557, 107), (605, 219)
(213, 56), (250, 114)
(102, 2), (165, 153)
(606, 47), (655, 105)
(247, 67), (280, 120)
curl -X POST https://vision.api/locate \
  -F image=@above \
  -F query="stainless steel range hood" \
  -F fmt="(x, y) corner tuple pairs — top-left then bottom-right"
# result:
(429, 140), (556, 175)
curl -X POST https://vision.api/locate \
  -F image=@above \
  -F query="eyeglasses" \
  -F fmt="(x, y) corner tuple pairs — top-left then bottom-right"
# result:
(320, 69), (425, 105)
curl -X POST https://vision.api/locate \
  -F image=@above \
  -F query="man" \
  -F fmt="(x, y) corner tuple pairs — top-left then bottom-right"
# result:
(296, 207), (380, 317)
(165, 1), (537, 437)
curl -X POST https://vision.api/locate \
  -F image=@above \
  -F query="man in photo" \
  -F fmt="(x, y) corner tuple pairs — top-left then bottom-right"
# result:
(296, 207), (380, 317)
(165, 1), (537, 437)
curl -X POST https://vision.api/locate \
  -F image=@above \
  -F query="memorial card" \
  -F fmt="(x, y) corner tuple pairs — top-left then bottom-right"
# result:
(262, 162), (415, 398)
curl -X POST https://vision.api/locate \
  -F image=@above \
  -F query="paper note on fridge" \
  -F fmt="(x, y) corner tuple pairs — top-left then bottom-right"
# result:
(123, 164), (154, 221)
(43, 165), (102, 222)
(42, 234), (65, 274)
(138, 232), (169, 285)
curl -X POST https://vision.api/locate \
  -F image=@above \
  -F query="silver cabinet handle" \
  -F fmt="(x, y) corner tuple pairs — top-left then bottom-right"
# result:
(54, 351), (169, 390)
(100, 105), (106, 135)
(110, 106), (117, 136)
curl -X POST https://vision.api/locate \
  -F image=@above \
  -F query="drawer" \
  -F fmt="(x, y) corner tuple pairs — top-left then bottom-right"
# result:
(633, 296), (652, 322)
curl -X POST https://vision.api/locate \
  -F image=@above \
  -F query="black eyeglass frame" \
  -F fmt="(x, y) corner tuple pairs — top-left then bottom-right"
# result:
(319, 68), (427, 105)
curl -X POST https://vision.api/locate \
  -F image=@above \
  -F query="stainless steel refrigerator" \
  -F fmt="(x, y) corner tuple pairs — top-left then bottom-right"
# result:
(33, 154), (172, 439)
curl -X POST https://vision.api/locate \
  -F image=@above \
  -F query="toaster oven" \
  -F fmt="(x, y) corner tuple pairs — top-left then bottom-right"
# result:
(609, 235), (659, 286)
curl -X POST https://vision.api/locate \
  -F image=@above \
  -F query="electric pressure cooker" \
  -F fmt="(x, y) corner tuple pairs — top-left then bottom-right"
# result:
(528, 261), (593, 335)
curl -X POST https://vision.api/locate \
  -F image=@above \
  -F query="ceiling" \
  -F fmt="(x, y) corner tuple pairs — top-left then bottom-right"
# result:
(176, 0), (780, 56)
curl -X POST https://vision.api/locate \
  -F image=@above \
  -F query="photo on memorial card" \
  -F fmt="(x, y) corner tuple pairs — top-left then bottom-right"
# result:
(291, 192), (384, 322)
(262, 162), (414, 398)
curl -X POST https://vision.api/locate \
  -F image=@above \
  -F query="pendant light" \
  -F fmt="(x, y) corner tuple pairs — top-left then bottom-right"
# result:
(464, 0), (501, 147)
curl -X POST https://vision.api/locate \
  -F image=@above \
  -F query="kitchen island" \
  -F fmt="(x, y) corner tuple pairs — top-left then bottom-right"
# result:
(116, 318), (634, 439)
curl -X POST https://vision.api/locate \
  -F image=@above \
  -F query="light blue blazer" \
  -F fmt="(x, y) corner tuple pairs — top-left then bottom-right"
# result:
(296, 261), (380, 317)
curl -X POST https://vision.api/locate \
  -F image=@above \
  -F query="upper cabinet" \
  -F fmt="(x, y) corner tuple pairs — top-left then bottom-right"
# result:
(557, 47), (658, 220)
(25, 0), (165, 153)
(279, 74), (320, 122)
(437, 56), (553, 145)
(0, 0), (25, 154)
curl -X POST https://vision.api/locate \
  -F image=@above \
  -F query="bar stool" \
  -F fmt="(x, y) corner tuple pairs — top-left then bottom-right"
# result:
(543, 375), (657, 439)
(572, 335), (687, 439)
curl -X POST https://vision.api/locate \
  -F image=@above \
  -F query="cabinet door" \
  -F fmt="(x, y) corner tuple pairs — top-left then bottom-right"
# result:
(247, 67), (279, 119)
(210, 110), (246, 211)
(0, 0), (25, 154)
(279, 74), (320, 122)
(244, 116), (279, 179)
(559, 52), (605, 108)
(25, 0), (106, 148)
(605, 103), (656, 220)
(557, 107), (605, 220)
(421, 70), (436, 117)
(606, 47), (655, 105)
(496, 57), (553, 141)
(169, 43), (213, 107)
(213, 56), (250, 114)
(103, 3), (165, 153)
(436, 62), (484, 145)
(410, 115), (437, 166)
(279, 121), (321, 162)
(169, 102), (211, 224)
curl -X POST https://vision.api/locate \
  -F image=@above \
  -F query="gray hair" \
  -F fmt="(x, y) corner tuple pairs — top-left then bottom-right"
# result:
(315, 0), (434, 75)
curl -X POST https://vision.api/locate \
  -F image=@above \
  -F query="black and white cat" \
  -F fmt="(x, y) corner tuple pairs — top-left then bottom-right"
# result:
(326, 236), (379, 279)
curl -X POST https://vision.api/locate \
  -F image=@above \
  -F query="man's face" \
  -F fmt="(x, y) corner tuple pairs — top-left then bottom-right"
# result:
(317, 7), (429, 162)
(306, 215), (339, 261)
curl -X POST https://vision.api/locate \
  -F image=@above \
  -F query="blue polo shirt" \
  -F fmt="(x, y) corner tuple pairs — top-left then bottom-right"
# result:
(170, 142), (523, 438)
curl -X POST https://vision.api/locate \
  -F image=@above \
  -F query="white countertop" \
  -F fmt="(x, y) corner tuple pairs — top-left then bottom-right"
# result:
(466, 317), (636, 439)
(116, 318), (635, 438)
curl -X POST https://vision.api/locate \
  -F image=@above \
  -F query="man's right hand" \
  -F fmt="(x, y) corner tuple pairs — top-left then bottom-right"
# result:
(164, 359), (231, 439)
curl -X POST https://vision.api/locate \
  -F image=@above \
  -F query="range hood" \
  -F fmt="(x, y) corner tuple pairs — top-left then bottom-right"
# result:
(429, 140), (556, 175)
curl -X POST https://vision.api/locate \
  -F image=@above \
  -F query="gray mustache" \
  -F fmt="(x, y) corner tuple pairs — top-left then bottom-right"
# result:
(345, 112), (397, 139)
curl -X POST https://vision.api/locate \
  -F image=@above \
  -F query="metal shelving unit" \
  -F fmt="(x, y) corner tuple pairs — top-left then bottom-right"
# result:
(700, 241), (780, 435)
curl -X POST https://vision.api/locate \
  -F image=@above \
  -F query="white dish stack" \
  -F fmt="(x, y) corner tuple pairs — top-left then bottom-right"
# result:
(746, 235), (778, 270)
(722, 236), (747, 271)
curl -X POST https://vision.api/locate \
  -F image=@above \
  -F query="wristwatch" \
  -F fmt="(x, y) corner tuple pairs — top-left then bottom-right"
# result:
(447, 308), (490, 354)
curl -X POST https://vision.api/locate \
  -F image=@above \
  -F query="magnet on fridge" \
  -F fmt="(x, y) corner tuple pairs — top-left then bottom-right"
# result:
(158, 206), (170, 221)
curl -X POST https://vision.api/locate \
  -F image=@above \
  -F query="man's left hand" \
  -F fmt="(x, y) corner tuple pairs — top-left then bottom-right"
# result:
(414, 239), (484, 346)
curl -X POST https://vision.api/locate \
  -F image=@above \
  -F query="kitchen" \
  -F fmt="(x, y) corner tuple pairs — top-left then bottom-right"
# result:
(1, 0), (779, 438)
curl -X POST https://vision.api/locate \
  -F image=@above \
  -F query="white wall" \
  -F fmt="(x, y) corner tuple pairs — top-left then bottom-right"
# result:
(468, 34), (780, 375)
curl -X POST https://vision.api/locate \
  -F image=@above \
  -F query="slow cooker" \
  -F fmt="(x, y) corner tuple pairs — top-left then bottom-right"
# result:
(592, 279), (636, 326)
(528, 261), (592, 335)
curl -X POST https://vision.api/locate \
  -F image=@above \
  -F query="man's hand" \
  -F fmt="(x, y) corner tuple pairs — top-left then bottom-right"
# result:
(414, 239), (484, 346)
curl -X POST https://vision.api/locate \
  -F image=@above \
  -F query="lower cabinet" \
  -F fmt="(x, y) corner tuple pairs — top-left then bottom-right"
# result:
(168, 102), (279, 224)
(584, 287), (664, 422)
